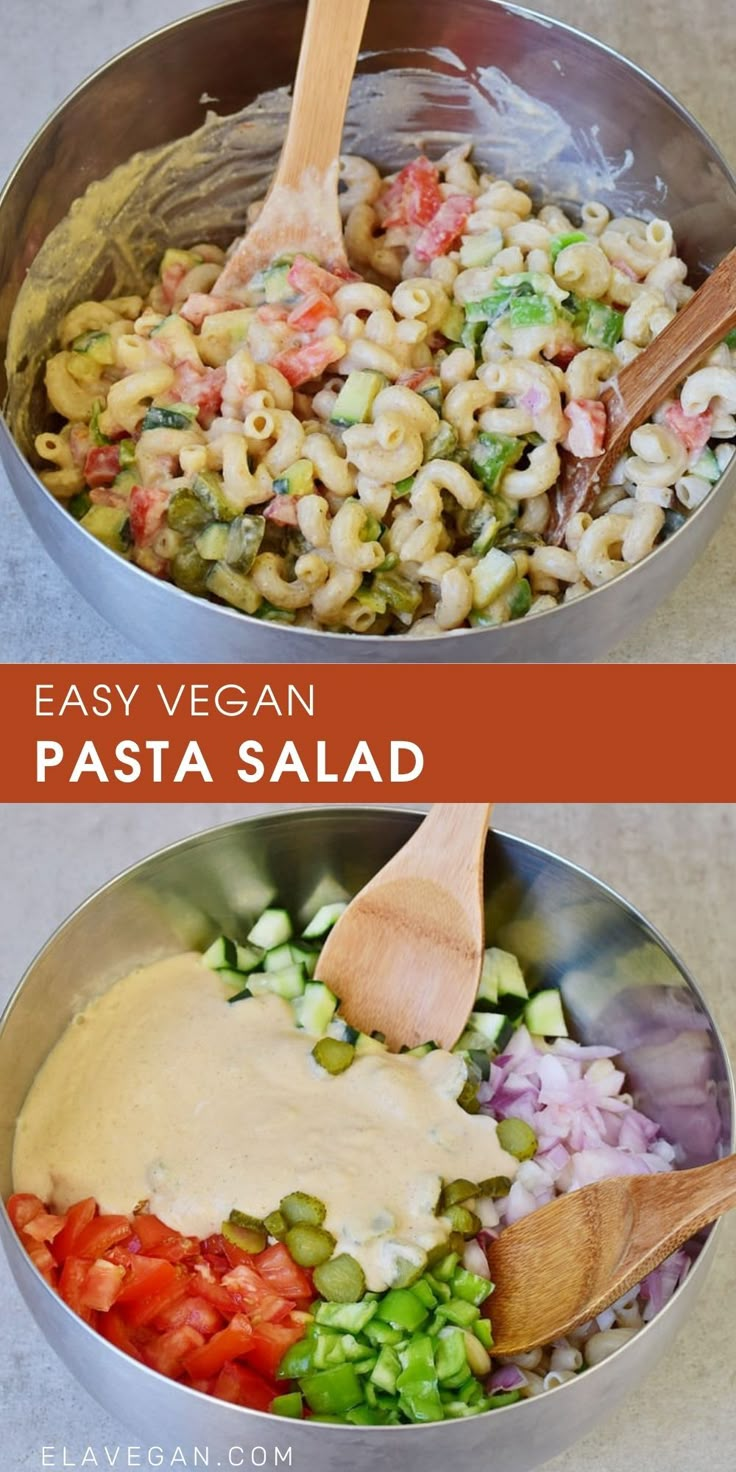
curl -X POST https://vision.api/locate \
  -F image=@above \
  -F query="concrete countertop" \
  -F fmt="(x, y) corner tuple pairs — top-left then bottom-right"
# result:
(1, 0), (734, 661)
(1, 802), (734, 1468)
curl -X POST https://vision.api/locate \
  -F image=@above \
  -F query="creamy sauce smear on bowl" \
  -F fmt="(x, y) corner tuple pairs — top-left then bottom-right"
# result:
(13, 953), (517, 1290)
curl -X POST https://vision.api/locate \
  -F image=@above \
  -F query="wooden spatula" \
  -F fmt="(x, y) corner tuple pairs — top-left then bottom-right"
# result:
(549, 244), (736, 541)
(316, 803), (492, 1051)
(486, 1154), (736, 1354)
(213, 0), (370, 297)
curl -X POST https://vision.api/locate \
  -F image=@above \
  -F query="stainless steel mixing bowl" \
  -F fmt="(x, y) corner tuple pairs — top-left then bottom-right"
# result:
(1, 807), (732, 1470)
(1, 0), (735, 662)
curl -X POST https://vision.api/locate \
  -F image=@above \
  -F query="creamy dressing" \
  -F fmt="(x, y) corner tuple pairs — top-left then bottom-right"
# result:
(13, 952), (517, 1290)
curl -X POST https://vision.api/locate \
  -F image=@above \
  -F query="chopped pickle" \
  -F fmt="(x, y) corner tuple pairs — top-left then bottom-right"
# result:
(279, 1191), (327, 1227)
(221, 1219), (267, 1253)
(443, 1205), (482, 1239)
(264, 1209), (289, 1240)
(285, 1223), (337, 1267)
(496, 1116), (538, 1161)
(313, 1254), (367, 1302)
(312, 1037), (356, 1075)
(477, 1175), (512, 1198)
(440, 1179), (478, 1209)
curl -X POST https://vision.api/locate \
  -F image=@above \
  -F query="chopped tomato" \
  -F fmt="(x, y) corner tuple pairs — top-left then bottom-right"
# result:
(7, 1193), (46, 1231)
(414, 195), (474, 262)
(256, 303), (291, 323)
(129, 485), (169, 548)
(22, 1211), (67, 1244)
(130, 1213), (174, 1251)
(399, 368), (436, 394)
(665, 403), (713, 452)
(52, 1198), (97, 1264)
(564, 398), (607, 458)
(180, 293), (240, 328)
(287, 255), (345, 298)
(255, 1243), (313, 1302)
(213, 1361), (275, 1412)
(551, 343), (581, 370)
(263, 494), (300, 526)
(146, 1324), (206, 1378)
(183, 1314), (254, 1379)
(170, 362), (225, 427)
(154, 1294), (224, 1337)
(611, 257), (640, 282)
(79, 1260), (126, 1312)
(245, 1320), (305, 1380)
(377, 157), (442, 229)
(222, 1262), (294, 1322)
(74, 1215), (133, 1259)
(97, 1306), (145, 1362)
(271, 334), (345, 387)
(88, 486), (128, 508)
(161, 262), (188, 306)
(84, 444), (121, 488)
(112, 1251), (178, 1303)
(59, 1257), (97, 1322)
(69, 423), (92, 467)
(287, 291), (335, 332)
(27, 1240), (58, 1284)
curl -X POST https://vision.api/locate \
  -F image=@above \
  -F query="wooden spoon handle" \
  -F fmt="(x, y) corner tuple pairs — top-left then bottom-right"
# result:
(605, 245), (736, 451)
(275, 0), (371, 190)
(392, 803), (493, 888)
(618, 1154), (736, 1284)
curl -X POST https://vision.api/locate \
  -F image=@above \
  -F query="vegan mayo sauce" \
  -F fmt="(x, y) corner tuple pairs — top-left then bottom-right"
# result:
(13, 952), (517, 1289)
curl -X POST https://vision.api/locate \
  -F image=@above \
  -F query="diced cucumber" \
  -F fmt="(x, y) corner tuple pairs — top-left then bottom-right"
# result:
(330, 371), (387, 426)
(425, 422), (457, 461)
(272, 458), (315, 497)
(112, 469), (138, 497)
(354, 1032), (388, 1057)
(470, 514), (500, 558)
(160, 247), (201, 275)
(80, 505), (130, 554)
(219, 967), (253, 991)
(201, 935), (263, 973)
(302, 902), (348, 938)
(200, 309), (254, 366)
(248, 908), (293, 949)
(507, 577), (532, 620)
(297, 982), (339, 1035)
(488, 947), (528, 1002)
(192, 471), (239, 522)
(205, 562), (260, 614)
(524, 989), (568, 1038)
(264, 263), (295, 303)
(470, 547), (517, 610)
(68, 491), (92, 520)
(416, 376), (442, 412)
(71, 330), (115, 366)
(455, 1011), (509, 1052)
(439, 303), (465, 343)
(195, 522), (232, 560)
(264, 943), (300, 973)
(267, 963), (307, 1001)
(142, 403), (198, 432)
(459, 228), (504, 269)
(692, 447), (720, 483)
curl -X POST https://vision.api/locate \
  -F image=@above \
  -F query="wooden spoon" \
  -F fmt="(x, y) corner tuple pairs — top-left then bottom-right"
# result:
(316, 803), (492, 1051)
(486, 1155), (736, 1354)
(549, 244), (736, 541)
(213, 0), (370, 297)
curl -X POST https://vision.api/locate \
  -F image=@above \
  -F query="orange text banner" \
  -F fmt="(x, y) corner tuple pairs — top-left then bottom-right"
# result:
(0, 665), (732, 802)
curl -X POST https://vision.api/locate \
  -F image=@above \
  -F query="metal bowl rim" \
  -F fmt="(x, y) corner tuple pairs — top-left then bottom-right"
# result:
(2, 0), (736, 649)
(2, 803), (733, 1431)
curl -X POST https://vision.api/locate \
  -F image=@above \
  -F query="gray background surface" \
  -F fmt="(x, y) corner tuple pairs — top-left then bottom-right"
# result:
(1, 0), (735, 661)
(1, 802), (735, 1468)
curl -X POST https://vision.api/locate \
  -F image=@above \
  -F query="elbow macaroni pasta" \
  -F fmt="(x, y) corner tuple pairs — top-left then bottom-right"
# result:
(33, 150), (736, 633)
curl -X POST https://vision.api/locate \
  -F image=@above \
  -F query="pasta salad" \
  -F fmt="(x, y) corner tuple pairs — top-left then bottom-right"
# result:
(35, 147), (736, 635)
